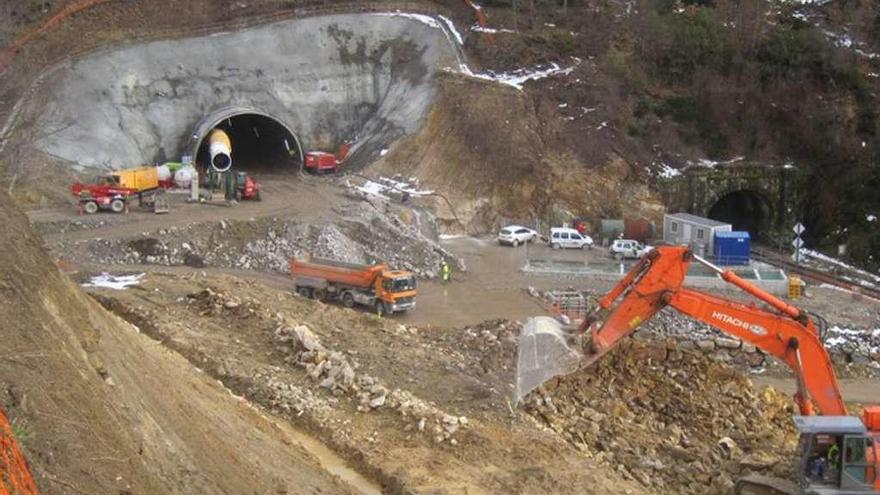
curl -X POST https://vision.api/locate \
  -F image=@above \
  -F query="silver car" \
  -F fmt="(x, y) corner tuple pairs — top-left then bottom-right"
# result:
(498, 225), (538, 246)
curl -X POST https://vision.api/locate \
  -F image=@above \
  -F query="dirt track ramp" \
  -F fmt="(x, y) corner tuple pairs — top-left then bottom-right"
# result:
(0, 189), (360, 493)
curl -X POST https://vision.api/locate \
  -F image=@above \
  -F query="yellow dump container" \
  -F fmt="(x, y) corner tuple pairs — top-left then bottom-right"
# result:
(112, 166), (159, 192)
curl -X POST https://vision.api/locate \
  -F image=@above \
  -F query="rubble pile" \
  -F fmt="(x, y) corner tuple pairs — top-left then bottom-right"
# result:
(823, 326), (880, 362)
(185, 288), (262, 317)
(274, 324), (469, 444)
(64, 202), (462, 278)
(523, 340), (798, 494)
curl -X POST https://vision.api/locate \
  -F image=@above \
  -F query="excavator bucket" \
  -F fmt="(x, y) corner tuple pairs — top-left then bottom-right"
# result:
(514, 316), (585, 404)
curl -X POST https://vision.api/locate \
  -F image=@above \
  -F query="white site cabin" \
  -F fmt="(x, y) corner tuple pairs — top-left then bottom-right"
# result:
(663, 213), (732, 256)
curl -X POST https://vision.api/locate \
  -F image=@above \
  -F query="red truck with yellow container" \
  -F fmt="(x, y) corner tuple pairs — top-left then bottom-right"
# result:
(289, 257), (416, 315)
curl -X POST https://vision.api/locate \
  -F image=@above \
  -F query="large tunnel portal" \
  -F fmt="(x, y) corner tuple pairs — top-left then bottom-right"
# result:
(195, 113), (302, 173)
(707, 190), (772, 241)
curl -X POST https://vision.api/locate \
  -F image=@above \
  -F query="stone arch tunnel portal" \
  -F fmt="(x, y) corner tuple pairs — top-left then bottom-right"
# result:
(708, 189), (773, 241)
(193, 112), (303, 173)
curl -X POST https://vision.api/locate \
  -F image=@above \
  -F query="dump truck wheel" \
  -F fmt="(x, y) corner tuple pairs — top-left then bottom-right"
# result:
(83, 201), (99, 214)
(342, 292), (355, 308)
(297, 287), (312, 299)
(110, 198), (125, 213)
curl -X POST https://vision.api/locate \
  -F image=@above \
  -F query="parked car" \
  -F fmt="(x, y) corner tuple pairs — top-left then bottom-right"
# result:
(549, 227), (593, 249)
(497, 225), (538, 246)
(609, 239), (653, 260)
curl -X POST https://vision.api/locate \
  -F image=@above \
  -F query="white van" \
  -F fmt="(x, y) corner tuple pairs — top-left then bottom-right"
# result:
(549, 227), (593, 249)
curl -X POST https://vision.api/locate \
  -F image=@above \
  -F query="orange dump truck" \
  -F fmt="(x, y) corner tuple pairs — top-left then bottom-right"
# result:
(290, 257), (416, 314)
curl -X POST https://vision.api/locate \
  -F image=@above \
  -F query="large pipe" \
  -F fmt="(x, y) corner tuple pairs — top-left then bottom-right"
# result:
(209, 129), (232, 172)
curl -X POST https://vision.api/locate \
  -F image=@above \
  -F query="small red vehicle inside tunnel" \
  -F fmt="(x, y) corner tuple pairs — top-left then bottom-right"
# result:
(195, 113), (301, 173)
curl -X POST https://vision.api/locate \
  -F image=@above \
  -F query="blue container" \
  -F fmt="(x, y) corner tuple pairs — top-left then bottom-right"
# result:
(714, 231), (751, 265)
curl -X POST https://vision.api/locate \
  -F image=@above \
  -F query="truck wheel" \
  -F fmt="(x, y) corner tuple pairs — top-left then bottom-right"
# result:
(297, 287), (313, 299)
(342, 292), (355, 308)
(110, 198), (125, 213)
(83, 201), (99, 214)
(375, 301), (388, 316)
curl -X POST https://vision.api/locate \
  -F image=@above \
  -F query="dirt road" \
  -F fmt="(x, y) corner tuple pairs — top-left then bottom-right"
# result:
(32, 173), (343, 243)
(753, 376), (880, 405)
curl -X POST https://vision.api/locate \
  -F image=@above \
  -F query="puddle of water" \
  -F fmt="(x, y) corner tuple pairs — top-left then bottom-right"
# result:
(219, 382), (382, 495)
(284, 427), (383, 495)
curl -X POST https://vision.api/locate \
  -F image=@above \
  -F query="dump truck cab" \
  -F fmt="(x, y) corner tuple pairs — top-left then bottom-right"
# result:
(376, 270), (417, 312)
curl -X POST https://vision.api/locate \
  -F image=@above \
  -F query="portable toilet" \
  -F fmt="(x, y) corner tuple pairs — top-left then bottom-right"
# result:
(714, 231), (751, 265)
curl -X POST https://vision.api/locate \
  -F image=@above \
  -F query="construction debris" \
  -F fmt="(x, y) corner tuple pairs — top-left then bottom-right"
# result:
(522, 340), (798, 494)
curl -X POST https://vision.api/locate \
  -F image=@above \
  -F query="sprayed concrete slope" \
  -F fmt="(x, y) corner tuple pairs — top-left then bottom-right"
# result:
(29, 13), (460, 169)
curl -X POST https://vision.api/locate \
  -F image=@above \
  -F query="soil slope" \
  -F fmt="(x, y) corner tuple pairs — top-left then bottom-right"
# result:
(372, 72), (664, 232)
(0, 188), (360, 493)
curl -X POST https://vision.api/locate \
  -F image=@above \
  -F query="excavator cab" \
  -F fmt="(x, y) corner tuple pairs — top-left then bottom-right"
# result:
(788, 416), (879, 493)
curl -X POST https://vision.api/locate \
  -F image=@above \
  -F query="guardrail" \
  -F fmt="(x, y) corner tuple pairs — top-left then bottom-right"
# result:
(522, 257), (789, 295)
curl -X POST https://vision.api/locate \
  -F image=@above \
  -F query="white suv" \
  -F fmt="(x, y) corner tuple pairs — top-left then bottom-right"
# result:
(497, 225), (538, 246)
(610, 239), (653, 260)
(549, 227), (593, 249)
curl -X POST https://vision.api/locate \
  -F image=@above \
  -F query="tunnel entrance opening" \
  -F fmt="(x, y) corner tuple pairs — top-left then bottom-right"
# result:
(195, 113), (301, 173)
(708, 190), (772, 241)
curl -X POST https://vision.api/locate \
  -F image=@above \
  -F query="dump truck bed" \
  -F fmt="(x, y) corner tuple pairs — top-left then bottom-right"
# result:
(290, 258), (385, 289)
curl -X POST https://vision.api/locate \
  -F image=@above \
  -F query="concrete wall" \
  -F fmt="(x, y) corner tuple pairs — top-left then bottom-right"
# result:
(29, 13), (460, 169)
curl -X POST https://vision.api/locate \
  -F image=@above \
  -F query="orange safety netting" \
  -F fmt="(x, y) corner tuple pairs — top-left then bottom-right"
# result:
(0, 408), (38, 495)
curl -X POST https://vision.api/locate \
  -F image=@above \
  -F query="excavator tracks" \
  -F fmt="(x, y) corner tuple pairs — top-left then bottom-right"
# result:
(734, 474), (800, 495)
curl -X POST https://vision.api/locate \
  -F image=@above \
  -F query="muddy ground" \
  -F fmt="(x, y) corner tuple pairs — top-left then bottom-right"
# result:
(84, 268), (805, 494)
(20, 169), (879, 493)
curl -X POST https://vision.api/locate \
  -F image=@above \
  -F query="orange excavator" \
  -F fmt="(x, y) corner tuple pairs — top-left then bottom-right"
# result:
(520, 245), (879, 494)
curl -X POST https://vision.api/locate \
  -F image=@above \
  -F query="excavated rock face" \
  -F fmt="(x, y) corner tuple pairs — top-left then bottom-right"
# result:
(522, 339), (799, 494)
(23, 13), (459, 169)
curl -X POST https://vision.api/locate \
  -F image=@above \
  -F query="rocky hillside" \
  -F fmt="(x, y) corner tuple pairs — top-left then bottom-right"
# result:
(460, 0), (879, 268)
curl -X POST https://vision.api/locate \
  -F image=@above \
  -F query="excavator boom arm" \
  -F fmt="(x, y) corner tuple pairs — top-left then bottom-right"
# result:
(586, 245), (847, 417)
(668, 288), (845, 415)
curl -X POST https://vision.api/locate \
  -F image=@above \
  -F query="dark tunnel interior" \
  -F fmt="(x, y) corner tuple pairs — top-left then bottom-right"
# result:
(196, 114), (301, 173)
(708, 190), (772, 240)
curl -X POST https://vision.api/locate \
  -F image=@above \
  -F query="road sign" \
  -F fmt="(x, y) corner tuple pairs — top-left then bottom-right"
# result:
(793, 223), (805, 235)
(792, 237), (804, 249)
